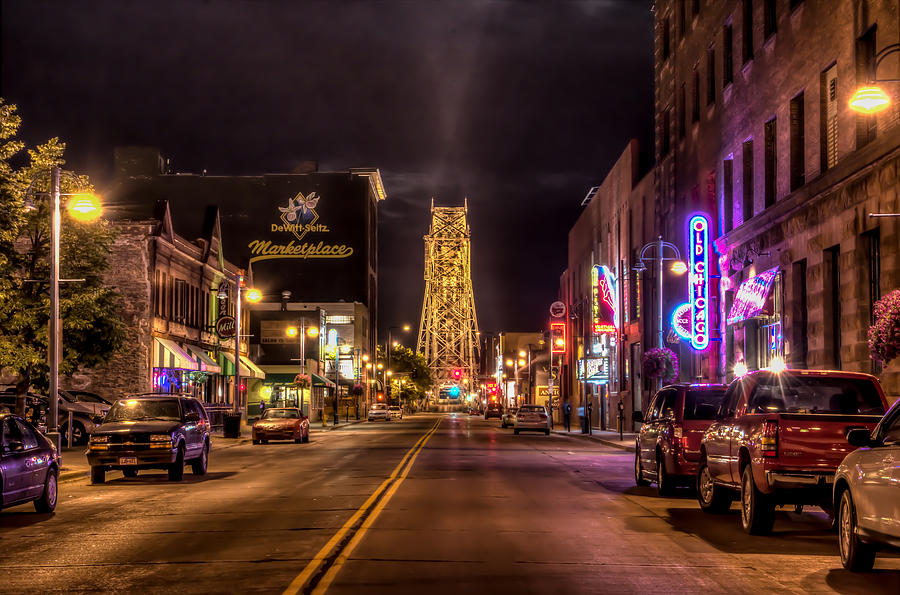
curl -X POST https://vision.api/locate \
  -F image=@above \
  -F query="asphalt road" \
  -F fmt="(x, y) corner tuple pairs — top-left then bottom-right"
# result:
(1, 413), (898, 594)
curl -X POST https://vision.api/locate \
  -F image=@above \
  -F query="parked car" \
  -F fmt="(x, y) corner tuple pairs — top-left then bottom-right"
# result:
(501, 407), (518, 429)
(389, 405), (403, 420)
(0, 413), (59, 513)
(834, 396), (900, 571)
(87, 394), (210, 484)
(514, 404), (550, 435)
(697, 370), (888, 535)
(484, 403), (502, 420)
(634, 383), (728, 495)
(59, 390), (112, 417)
(252, 407), (309, 444)
(367, 403), (391, 422)
(0, 389), (96, 446)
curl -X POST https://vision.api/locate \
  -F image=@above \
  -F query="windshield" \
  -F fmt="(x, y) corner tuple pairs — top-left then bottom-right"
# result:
(262, 409), (299, 419)
(684, 389), (728, 420)
(747, 374), (885, 415)
(106, 399), (181, 422)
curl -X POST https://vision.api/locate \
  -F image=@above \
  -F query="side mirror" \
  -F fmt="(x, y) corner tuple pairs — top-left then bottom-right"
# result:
(185, 412), (200, 422)
(847, 428), (877, 448)
(632, 411), (644, 423)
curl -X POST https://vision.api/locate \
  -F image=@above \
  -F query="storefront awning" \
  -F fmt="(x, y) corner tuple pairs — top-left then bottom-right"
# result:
(311, 373), (335, 388)
(727, 267), (779, 325)
(220, 352), (266, 379)
(153, 338), (199, 371)
(186, 345), (222, 374)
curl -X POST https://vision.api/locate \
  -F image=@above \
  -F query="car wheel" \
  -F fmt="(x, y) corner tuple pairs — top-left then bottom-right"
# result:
(657, 454), (674, 497)
(697, 459), (731, 513)
(168, 445), (185, 481)
(60, 421), (87, 447)
(33, 469), (58, 513)
(191, 442), (209, 476)
(303, 430), (310, 443)
(252, 439), (260, 445)
(261, 439), (269, 444)
(839, 489), (876, 571)
(122, 468), (138, 478)
(295, 435), (303, 444)
(634, 450), (650, 486)
(514, 429), (520, 435)
(90, 466), (105, 484)
(741, 465), (774, 535)
(544, 429), (550, 435)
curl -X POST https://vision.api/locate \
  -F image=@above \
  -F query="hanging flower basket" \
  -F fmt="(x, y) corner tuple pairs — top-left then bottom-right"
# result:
(350, 384), (364, 396)
(293, 373), (311, 389)
(642, 347), (679, 382)
(868, 289), (900, 365)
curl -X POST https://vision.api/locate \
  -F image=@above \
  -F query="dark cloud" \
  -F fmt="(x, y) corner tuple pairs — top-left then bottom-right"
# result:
(1, 0), (653, 334)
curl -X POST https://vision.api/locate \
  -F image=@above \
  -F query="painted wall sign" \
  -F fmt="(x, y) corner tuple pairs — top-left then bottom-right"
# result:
(727, 267), (779, 324)
(688, 215), (710, 350)
(671, 302), (692, 340)
(591, 265), (618, 335)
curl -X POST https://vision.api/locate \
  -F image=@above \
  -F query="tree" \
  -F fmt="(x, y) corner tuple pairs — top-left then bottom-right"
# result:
(377, 344), (433, 403)
(0, 100), (124, 414)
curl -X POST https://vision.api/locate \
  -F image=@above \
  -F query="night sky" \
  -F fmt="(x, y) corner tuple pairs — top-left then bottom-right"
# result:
(1, 0), (653, 335)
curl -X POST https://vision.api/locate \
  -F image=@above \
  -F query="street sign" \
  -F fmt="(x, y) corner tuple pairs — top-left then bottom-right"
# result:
(549, 301), (567, 318)
(537, 385), (560, 397)
(215, 315), (236, 339)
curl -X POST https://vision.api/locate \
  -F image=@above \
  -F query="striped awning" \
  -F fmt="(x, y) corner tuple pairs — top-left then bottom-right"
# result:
(153, 338), (199, 371)
(311, 373), (335, 389)
(220, 352), (266, 379)
(186, 345), (222, 374)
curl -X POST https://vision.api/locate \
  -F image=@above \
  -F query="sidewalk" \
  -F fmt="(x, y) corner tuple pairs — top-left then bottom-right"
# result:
(552, 427), (637, 452)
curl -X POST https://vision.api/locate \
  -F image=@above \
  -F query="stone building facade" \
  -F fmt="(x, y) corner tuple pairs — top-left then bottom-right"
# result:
(652, 0), (899, 397)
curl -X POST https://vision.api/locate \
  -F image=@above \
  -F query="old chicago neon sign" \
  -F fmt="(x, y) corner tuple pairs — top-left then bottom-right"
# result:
(688, 215), (710, 350)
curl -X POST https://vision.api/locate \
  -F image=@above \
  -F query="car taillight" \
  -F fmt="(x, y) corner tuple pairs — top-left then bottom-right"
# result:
(761, 420), (778, 458)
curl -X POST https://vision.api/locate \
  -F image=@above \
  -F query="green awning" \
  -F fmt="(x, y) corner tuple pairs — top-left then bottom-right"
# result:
(311, 373), (335, 388)
(265, 373), (301, 384)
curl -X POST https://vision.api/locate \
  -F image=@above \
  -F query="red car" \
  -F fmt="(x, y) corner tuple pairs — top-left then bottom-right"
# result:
(634, 383), (728, 495)
(697, 370), (888, 534)
(252, 408), (310, 444)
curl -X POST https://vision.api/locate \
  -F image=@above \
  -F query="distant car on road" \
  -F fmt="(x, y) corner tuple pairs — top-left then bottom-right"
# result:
(634, 383), (727, 496)
(368, 403), (391, 422)
(389, 406), (402, 420)
(834, 396), (900, 571)
(514, 404), (550, 435)
(87, 394), (210, 484)
(0, 413), (59, 513)
(500, 407), (518, 428)
(484, 403), (502, 420)
(252, 407), (310, 444)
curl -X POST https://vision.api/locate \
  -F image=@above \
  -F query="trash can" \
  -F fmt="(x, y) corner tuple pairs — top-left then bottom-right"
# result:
(223, 413), (242, 438)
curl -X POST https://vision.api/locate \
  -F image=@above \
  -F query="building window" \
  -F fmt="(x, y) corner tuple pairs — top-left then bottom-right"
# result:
(662, 16), (671, 60)
(863, 229), (881, 372)
(154, 270), (161, 317)
(693, 0), (701, 17)
(764, 0), (777, 39)
(707, 46), (716, 105)
(764, 118), (776, 208)
(742, 139), (754, 222)
(790, 259), (808, 367)
(820, 64), (838, 171)
(723, 24), (734, 85)
(679, 0), (687, 38)
(679, 83), (686, 138)
(661, 108), (672, 156)
(824, 245), (841, 369)
(856, 26), (877, 148)
(723, 158), (734, 232)
(742, 0), (754, 63)
(789, 93), (805, 191)
(692, 67), (700, 122)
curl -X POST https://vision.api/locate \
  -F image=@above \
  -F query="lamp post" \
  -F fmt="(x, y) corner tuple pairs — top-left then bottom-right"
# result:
(218, 273), (261, 427)
(23, 167), (101, 451)
(286, 323), (319, 412)
(636, 237), (686, 349)
(386, 324), (410, 406)
(849, 43), (899, 113)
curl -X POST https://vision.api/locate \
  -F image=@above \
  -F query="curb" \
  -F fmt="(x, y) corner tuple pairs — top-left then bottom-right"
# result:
(552, 430), (636, 453)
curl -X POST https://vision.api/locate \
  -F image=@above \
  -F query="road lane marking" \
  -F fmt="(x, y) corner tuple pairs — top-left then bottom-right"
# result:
(283, 417), (441, 595)
(311, 419), (440, 594)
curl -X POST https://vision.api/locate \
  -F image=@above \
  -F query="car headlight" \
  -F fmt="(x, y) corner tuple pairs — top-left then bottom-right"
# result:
(150, 434), (173, 444)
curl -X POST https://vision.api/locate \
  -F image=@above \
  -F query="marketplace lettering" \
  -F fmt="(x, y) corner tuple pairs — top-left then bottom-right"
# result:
(271, 223), (330, 233)
(247, 239), (354, 263)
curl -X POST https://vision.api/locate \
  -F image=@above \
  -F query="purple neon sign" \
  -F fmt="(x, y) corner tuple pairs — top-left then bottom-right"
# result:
(727, 267), (779, 324)
(688, 215), (710, 350)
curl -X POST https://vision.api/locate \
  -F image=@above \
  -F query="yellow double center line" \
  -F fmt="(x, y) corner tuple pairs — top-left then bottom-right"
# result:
(284, 417), (442, 595)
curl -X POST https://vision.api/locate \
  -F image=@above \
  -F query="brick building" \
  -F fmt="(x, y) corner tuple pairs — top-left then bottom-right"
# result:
(653, 0), (899, 397)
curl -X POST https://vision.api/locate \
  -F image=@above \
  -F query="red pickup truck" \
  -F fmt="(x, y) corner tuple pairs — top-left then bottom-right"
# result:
(696, 369), (888, 535)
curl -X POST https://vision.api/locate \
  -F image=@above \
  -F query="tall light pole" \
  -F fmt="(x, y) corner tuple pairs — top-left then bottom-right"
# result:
(219, 273), (260, 424)
(23, 167), (101, 452)
(286, 323), (319, 412)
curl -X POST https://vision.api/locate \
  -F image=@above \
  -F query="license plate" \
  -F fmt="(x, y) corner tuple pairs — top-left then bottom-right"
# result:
(119, 457), (138, 465)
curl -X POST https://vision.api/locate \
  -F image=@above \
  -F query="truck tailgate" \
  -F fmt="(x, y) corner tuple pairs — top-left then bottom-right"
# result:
(777, 414), (881, 470)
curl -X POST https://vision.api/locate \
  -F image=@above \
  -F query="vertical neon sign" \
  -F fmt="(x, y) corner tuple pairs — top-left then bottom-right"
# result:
(688, 214), (710, 350)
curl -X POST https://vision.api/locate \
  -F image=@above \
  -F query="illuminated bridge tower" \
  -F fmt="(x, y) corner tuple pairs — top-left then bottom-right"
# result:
(417, 200), (479, 390)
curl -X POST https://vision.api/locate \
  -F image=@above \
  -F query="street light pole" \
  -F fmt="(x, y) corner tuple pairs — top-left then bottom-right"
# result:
(48, 167), (61, 449)
(657, 235), (664, 349)
(233, 272), (242, 416)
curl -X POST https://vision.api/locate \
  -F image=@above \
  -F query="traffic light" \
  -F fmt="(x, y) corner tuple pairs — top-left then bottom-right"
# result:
(377, 392), (384, 401)
(550, 322), (566, 354)
(452, 368), (462, 380)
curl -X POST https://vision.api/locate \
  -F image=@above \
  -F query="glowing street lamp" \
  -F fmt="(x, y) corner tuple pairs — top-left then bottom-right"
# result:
(670, 260), (688, 275)
(849, 43), (899, 114)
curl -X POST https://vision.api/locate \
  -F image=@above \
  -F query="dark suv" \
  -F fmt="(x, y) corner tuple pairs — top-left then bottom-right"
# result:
(87, 394), (210, 484)
(484, 403), (502, 420)
(634, 383), (727, 495)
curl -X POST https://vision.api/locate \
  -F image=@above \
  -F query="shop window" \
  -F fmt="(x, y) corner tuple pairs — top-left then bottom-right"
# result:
(764, 0), (777, 39)
(823, 245), (841, 368)
(790, 259), (808, 367)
